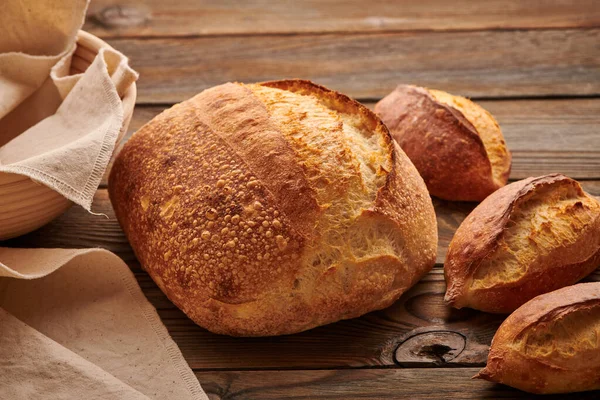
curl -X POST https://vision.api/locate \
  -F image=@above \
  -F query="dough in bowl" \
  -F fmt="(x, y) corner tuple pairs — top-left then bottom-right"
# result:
(109, 80), (437, 336)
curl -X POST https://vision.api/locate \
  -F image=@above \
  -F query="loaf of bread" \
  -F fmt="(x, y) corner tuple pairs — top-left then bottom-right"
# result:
(445, 174), (600, 313)
(374, 85), (511, 201)
(476, 282), (600, 394)
(109, 80), (438, 336)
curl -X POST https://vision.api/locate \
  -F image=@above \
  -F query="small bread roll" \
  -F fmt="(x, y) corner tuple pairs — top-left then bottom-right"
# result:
(475, 282), (600, 394)
(445, 174), (600, 313)
(109, 80), (438, 336)
(375, 85), (511, 201)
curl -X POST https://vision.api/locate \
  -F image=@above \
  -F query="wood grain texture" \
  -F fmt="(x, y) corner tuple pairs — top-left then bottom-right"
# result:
(1, 189), (465, 265)
(7, 182), (600, 265)
(121, 99), (600, 152)
(150, 265), (599, 370)
(149, 266), (502, 369)
(84, 0), (600, 37)
(137, 265), (600, 370)
(4, 186), (599, 370)
(106, 29), (600, 102)
(101, 99), (600, 185)
(4, 2), (599, 396)
(196, 369), (600, 399)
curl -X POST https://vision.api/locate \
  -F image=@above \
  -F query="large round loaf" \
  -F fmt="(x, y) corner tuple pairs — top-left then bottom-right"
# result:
(109, 80), (438, 336)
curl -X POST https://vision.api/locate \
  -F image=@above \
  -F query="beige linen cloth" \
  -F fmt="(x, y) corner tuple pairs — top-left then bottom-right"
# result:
(0, 0), (136, 207)
(0, 1), (207, 399)
(0, 249), (207, 400)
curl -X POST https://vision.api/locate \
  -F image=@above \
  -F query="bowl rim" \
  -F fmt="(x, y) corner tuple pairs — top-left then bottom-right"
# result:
(0, 30), (137, 184)
(0, 30), (138, 240)
(76, 30), (137, 144)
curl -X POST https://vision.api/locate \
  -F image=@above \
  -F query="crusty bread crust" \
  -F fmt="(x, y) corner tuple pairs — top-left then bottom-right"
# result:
(109, 79), (437, 336)
(445, 174), (600, 313)
(374, 85), (511, 201)
(475, 283), (600, 394)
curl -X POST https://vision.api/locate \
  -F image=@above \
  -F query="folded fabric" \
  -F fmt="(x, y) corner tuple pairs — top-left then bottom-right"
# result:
(0, 3), (207, 398)
(0, 0), (137, 210)
(0, 248), (208, 400)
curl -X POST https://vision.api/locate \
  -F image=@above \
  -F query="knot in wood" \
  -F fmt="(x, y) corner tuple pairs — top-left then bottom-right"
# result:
(93, 5), (149, 28)
(395, 331), (466, 366)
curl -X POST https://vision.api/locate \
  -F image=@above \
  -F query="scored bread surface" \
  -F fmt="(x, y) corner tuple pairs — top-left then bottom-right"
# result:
(374, 85), (511, 201)
(445, 174), (600, 313)
(427, 89), (510, 188)
(476, 283), (600, 394)
(109, 80), (437, 336)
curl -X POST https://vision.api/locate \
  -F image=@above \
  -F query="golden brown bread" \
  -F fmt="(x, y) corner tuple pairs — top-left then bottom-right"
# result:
(109, 79), (438, 336)
(475, 282), (600, 394)
(374, 85), (511, 201)
(445, 174), (600, 313)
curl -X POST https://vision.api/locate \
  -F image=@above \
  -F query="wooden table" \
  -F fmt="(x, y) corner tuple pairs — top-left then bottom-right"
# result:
(9, 1), (600, 398)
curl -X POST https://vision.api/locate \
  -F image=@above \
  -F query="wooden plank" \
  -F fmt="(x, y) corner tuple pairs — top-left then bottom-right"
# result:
(84, 0), (600, 37)
(1, 189), (468, 265)
(4, 187), (599, 370)
(195, 369), (600, 399)
(121, 99), (600, 153)
(6, 182), (600, 265)
(106, 29), (600, 102)
(148, 267), (501, 369)
(145, 265), (599, 370)
(481, 99), (600, 153)
(102, 99), (600, 186)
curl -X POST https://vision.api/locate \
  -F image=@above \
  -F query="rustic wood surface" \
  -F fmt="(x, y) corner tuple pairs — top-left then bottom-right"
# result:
(195, 369), (600, 399)
(84, 0), (600, 36)
(101, 99), (600, 185)
(5, 1), (600, 398)
(5, 184), (600, 373)
(90, 29), (600, 103)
